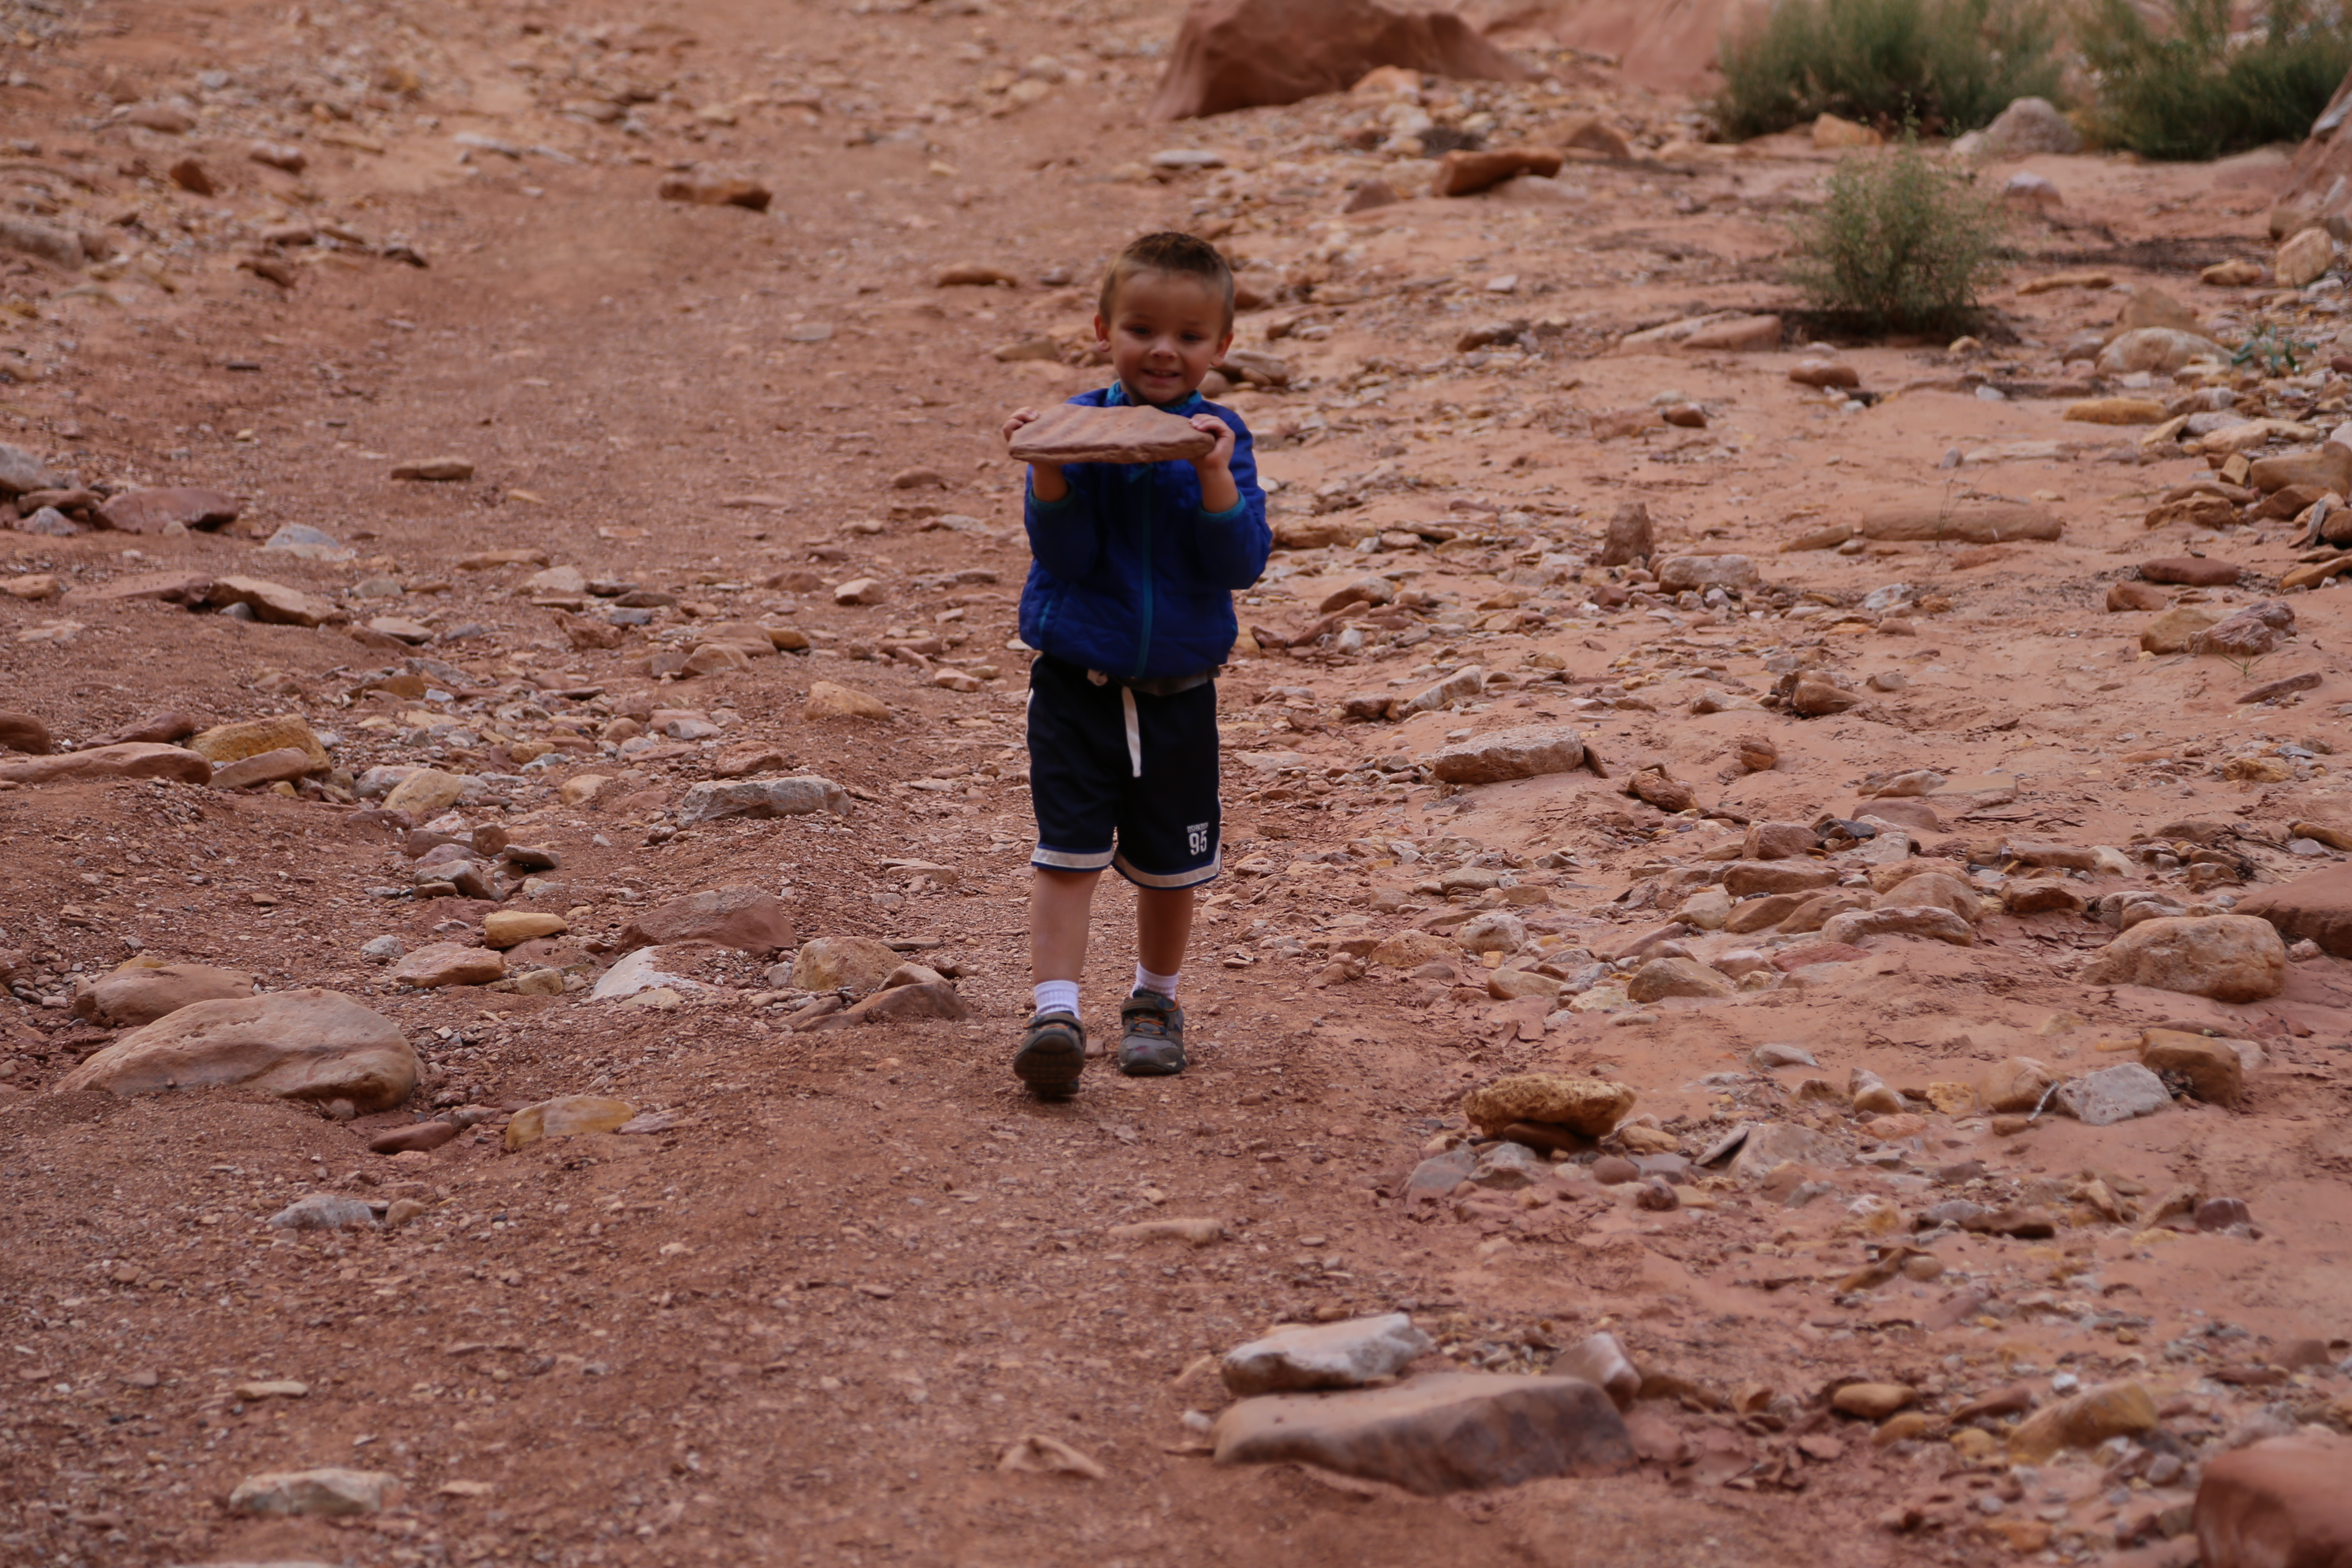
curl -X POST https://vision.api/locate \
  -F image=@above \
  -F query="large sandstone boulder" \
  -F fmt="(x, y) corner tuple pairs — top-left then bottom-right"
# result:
(71, 961), (254, 1027)
(2080, 914), (2286, 1001)
(0, 742), (211, 787)
(618, 886), (796, 954)
(1420, 725), (1583, 784)
(1211, 1373), (1633, 1494)
(1146, 0), (1533, 122)
(2236, 864), (2352, 957)
(2195, 1434), (2352, 1568)
(56, 989), (417, 1111)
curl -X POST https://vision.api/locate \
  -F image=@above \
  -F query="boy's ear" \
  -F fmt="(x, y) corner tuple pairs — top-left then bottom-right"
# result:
(1093, 312), (1111, 349)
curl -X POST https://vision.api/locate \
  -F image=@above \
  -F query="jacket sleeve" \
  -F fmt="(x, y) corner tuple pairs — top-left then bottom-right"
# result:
(1024, 466), (1103, 582)
(1188, 416), (1271, 591)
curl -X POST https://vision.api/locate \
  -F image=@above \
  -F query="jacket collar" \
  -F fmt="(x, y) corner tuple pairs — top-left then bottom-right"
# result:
(1106, 380), (1204, 416)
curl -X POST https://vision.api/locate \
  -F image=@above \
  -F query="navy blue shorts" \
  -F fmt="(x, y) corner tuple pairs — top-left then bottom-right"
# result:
(1027, 654), (1222, 889)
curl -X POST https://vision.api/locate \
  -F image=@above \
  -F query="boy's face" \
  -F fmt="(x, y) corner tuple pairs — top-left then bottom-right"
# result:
(1094, 268), (1234, 407)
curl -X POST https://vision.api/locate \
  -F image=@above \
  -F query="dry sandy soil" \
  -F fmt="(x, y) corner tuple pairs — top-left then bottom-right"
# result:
(3, 0), (2351, 1565)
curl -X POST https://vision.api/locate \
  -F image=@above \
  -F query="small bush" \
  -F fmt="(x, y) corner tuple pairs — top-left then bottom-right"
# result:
(1785, 138), (2008, 335)
(2081, 0), (2352, 161)
(1715, 0), (2064, 141)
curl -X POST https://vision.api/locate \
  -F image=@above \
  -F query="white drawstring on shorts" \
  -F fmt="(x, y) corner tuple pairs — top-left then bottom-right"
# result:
(1121, 686), (1142, 778)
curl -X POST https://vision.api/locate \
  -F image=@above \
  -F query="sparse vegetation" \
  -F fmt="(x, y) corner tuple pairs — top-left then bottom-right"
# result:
(1785, 137), (2009, 335)
(1714, 0), (2064, 140)
(2234, 324), (2315, 375)
(2080, 0), (2352, 161)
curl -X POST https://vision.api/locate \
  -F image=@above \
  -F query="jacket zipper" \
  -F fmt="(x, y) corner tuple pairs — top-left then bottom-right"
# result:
(1130, 470), (1155, 679)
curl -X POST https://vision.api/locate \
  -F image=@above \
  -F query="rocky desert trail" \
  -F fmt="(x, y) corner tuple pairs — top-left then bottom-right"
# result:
(5, 0), (2352, 1564)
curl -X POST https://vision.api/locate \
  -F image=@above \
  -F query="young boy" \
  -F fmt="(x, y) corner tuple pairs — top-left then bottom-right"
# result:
(998, 231), (1271, 1099)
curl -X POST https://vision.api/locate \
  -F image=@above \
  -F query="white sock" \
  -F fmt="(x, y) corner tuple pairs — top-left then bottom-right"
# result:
(1032, 980), (1080, 1019)
(1135, 965), (1180, 1000)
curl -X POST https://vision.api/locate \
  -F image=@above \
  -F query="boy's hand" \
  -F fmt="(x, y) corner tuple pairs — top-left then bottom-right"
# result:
(1189, 413), (1240, 515)
(1187, 412), (1236, 476)
(1004, 407), (1069, 502)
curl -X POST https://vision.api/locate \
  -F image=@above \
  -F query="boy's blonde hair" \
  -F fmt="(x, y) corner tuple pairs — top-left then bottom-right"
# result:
(1097, 231), (1235, 333)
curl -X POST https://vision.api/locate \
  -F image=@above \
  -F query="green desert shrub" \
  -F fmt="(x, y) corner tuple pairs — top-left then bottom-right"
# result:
(1785, 138), (2008, 335)
(1715, 0), (2064, 140)
(2080, 0), (2352, 161)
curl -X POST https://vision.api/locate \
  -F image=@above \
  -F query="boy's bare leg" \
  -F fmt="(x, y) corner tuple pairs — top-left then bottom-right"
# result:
(1029, 866), (1102, 984)
(1135, 886), (1194, 979)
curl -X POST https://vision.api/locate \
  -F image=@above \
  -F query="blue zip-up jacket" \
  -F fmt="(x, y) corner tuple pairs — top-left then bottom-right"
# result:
(1019, 382), (1271, 681)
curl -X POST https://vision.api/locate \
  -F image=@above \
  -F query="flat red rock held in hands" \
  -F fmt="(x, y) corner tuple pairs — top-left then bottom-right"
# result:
(1008, 403), (1217, 466)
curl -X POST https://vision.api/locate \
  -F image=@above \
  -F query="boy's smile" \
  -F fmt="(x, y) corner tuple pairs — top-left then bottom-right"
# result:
(1095, 269), (1234, 407)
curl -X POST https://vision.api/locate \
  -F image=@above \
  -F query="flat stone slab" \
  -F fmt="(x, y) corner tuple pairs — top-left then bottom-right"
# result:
(1008, 403), (1215, 467)
(1421, 725), (1586, 785)
(1213, 1372), (1634, 1494)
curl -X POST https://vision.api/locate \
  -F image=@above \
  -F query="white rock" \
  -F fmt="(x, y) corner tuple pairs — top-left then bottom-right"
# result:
(1222, 1312), (1435, 1396)
(2053, 1063), (2172, 1126)
(589, 946), (714, 1001)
